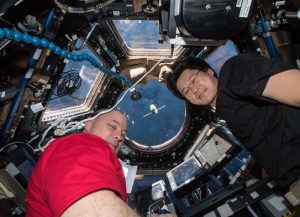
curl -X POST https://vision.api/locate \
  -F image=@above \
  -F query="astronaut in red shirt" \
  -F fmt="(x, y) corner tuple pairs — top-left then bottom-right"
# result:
(26, 110), (137, 217)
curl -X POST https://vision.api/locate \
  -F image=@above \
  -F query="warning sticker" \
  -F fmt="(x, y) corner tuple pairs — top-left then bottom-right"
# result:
(30, 103), (44, 113)
(239, 0), (252, 18)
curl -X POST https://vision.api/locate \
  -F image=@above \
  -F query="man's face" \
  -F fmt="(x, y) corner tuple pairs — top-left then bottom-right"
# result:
(85, 110), (128, 153)
(176, 68), (218, 106)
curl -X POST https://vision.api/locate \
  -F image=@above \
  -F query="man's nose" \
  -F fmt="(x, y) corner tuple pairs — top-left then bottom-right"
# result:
(114, 133), (123, 143)
(191, 86), (199, 94)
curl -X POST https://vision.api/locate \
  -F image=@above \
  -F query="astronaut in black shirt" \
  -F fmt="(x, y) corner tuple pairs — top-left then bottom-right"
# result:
(166, 53), (300, 206)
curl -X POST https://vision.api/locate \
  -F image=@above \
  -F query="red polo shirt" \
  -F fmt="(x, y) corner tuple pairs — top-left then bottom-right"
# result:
(26, 133), (126, 217)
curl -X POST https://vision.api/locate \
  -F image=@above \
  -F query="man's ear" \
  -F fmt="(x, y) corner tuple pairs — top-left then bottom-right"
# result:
(207, 68), (214, 75)
(84, 120), (92, 132)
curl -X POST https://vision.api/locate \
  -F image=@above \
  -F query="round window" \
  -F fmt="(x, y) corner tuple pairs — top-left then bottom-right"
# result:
(117, 80), (189, 152)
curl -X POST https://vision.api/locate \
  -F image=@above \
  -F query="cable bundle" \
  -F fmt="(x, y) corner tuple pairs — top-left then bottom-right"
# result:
(56, 70), (82, 96)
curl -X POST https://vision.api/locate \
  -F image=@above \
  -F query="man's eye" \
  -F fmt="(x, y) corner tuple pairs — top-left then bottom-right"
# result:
(190, 74), (196, 84)
(192, 75), (196, 83)
(184, 89), (189, 96)
(108, 124), (116, 129)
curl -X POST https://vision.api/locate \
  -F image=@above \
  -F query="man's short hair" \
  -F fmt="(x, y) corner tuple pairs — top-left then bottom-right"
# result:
(166, 56), (212, 99)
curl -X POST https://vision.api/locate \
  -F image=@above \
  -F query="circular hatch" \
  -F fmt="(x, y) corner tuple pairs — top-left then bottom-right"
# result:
(117, 80), (189, 152)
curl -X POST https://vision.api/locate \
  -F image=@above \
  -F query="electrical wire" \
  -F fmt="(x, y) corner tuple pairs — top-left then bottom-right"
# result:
(56, 70), (82, 96)
(36, 57), (175, 151)
(78, 57), (175, 124)
(37, 118), (68, 152)
(0, 27), (131, 86)
(44, 95), (65, 102)
(31, 46), (175, 150)
(50, 69), (99, 101)
(0, 135), (39, 154)
(51, 89), (95, 101)
(68, 94), (94, 101)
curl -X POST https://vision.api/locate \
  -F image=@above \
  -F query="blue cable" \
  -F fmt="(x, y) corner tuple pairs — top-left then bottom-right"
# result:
(257, 11), (279, 59)
(195, 47), (207, 58)
(0, 27), (131, 86)
(44, 8), (55, 32)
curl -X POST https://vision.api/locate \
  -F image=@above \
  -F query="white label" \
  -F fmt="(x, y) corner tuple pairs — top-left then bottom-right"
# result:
(113, 11), (120, 16)
(236, 0), (242, 7)
(230, 198), (238, 202)
(217, 203), (234, 217)
(30, 102), (44, 113)
(63, 58), (69, 63)
(204, 211), (217, 217)
(250, 191), (259, 199)
(25, 68), (34, 78)
(72, 35), (78, 41)
(239, 0), (252, 18)
(0, 91), (5, 98)
(5, 163), (20, 176)
(269, 195), (286, 211)
(267, 181), (274, 189)
(33, 49), (42, 60)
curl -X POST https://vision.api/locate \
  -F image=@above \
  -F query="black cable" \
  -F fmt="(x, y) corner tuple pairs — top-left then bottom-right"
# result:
(67, 93), (96, 101)
(51, 90), (96, 101)
(47, 95), (65, 101)
(56, 70), (82, 96)
(39, 94), (67, 106)
(43, 69), (96, 103)
(53, 69), (100, 101)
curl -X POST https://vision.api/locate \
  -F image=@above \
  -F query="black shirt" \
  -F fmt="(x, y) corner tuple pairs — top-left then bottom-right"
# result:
(216, 53), (300, 186)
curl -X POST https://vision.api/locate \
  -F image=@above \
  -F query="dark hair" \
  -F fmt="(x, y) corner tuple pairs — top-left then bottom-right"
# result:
(166, 56), (213, 99)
